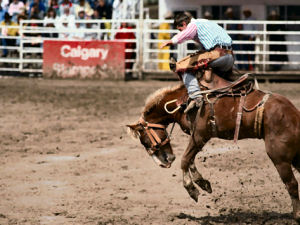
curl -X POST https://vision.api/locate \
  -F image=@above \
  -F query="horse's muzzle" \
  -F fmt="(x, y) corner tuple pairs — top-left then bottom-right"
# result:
(151, 151), (176, 168)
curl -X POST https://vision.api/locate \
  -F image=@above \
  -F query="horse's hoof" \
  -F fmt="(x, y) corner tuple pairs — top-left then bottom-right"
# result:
(194, 179), (212, 194)
(185, 183), (199, 202)
(292, 199), (300, 223)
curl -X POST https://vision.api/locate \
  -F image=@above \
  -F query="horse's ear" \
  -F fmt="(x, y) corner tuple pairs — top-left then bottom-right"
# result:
(126, 123), (141, 139)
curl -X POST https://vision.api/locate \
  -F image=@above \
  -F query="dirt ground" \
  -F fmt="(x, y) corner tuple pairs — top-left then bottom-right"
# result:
(0, 77), (299, 225)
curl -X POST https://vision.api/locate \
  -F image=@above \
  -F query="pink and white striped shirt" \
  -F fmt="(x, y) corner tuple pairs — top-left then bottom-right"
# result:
(171, 18), (232, 50)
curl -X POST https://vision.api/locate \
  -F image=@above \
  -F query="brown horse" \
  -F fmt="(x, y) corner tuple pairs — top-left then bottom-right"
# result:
(127, 74), (300, 222)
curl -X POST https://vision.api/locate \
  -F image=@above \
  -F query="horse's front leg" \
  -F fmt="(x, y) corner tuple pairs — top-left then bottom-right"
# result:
(181, 135), (208, 202)
(189, 161), (212, 193)
(182, 169), (199, 202)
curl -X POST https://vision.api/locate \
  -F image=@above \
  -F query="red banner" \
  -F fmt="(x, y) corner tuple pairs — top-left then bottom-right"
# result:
(43, 40), (125, 79)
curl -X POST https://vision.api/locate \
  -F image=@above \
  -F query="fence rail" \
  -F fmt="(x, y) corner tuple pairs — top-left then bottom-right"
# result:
(1, 19), (300, 78)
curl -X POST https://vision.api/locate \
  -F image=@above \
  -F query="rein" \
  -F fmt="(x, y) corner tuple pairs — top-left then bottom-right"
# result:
(138, 117), (173, 155)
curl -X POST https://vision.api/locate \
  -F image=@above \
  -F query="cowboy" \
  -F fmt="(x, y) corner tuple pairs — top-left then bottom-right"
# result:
(160, 12), (234, 111)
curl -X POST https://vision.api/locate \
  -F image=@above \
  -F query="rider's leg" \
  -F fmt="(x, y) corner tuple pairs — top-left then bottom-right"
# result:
(182, 72), (203, 113)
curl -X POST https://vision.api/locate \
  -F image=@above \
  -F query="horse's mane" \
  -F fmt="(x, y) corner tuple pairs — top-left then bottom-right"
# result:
(142, 84), (184, 114)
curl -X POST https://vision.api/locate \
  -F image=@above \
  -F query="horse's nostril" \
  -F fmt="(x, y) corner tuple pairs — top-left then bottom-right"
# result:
(168, 154), (176, 162)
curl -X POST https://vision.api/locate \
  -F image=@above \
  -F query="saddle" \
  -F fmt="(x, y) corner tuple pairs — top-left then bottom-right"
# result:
(199, 73), (249, 93)
(176, 73), (252, 107)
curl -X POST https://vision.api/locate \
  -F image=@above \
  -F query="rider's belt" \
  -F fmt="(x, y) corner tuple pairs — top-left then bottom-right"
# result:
(214, 48), (233, 56)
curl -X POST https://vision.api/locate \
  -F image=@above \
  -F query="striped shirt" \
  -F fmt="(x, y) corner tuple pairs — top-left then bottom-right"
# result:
(171, 18), (232, 50)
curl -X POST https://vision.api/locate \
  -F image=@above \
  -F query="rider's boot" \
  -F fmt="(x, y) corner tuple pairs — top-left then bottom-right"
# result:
(182, 72), (204, 114)
(184, 92), (203, 114)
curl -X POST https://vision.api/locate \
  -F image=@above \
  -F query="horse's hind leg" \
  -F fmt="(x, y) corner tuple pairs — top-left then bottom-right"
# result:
(274, 161), (300, 222)
(267, 146), (300, 222)
(189, 161), (212, 193)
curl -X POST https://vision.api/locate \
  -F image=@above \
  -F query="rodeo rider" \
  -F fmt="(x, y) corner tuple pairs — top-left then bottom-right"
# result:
(160, 12), (234, 112)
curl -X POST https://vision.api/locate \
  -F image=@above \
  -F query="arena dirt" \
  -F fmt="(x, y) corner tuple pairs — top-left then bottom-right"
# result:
(0, 77), (299, 225)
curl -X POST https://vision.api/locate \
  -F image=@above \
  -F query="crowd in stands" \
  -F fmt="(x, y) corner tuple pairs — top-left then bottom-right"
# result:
(0, 2), (292, 72)
(0, 0), (139, 59)
(0, 0), (129, 22)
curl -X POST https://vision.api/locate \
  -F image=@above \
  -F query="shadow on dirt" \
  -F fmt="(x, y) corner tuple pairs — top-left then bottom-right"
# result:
(175, 210), (296, 224)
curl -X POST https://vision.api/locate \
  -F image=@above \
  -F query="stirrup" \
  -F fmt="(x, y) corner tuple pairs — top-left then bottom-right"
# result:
(184, 96), (203, 114)
(184, 100), (196, 114)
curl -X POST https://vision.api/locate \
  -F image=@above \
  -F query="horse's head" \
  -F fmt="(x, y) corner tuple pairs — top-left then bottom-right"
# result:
(127, 117), (175, 168)
(126, 85), (186, 168)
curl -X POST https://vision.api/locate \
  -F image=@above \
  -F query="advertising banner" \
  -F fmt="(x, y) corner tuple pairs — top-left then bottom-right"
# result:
(43, 40), (125, 79)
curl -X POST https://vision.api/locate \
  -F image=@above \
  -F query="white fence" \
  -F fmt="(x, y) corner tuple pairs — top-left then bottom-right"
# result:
(144, 19), (300, 75)
(1, 19), (300, 78)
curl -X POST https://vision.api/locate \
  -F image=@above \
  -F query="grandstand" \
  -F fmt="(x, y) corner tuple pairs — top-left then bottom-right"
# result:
(0, 0), (300, 80)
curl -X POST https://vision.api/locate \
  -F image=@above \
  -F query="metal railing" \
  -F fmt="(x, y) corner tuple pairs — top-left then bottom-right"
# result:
(144, 19), (300, 75)
(0, 19), (140, 76)
(1, 19), (300, 77)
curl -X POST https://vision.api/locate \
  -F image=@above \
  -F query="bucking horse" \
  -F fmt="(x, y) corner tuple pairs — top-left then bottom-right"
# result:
(127, 71), (300, 222)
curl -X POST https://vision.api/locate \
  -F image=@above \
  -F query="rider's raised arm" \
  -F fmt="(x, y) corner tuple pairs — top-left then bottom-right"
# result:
(171, 22), (197, 44)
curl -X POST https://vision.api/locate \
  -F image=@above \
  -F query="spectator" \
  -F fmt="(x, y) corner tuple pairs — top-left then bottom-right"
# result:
(28, 0), (45, 18)
(18, 6), (27, 18)
(242, 9), (256, 70)
(57, 11), (75, 39)
(28, 2), (44, 19)
(0, 12), (18, 57)
(43, 7), (58, 38)
(267, 10), (288, 71)
(8, 0), (25, 22)
(74, 0), (93, 19)
(48, 0), (59, 16)
(96, 0), (112, 38)
(44, 7), (57, 27)
(92, 8), (99, 19)
(203, 11), (212, 20)
(96, 0), (112, 20)
(59, 7), (75, 26)
(57, 17), (70, 39)
(112, 0), (124, 20)
(224, 7), (243, 69)
(59, 0), (74, 17)
(158, 11), (173, 71)
(17, 13), (27, 29)
(115, 22), (136, 79)
(0, 0), (7, 22)
(1, 0), (9, 11)
(76, 9), (86, 28)
(71, 22), (85, 40)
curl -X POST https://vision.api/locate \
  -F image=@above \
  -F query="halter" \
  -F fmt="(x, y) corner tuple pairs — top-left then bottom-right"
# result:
(138, 117), (174, 155)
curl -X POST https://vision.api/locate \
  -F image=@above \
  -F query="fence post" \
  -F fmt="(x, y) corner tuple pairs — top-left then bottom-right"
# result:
(263, 22), (267, 72)
(19, 21), (23, 72)
(254, 34), (260, 72)
(138, 0), (144, 79)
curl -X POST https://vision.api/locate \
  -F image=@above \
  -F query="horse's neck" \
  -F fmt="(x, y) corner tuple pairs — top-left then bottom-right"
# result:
(146, 86), (186, 124)
(199, 72), (231, 90)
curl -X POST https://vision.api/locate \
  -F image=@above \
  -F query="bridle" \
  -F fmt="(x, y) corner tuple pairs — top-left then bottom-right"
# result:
(138, 117), (175, 155)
